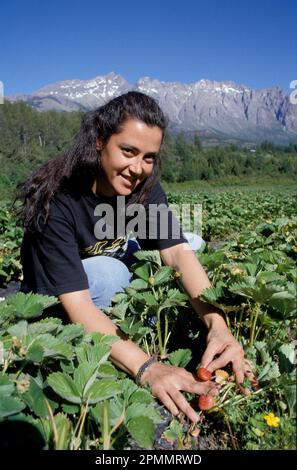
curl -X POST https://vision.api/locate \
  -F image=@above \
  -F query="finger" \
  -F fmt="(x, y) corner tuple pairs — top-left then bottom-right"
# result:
(168, 389), (199, 423)
(157, 391), (180, 418)
(232, 357), (245, 385)
(205, 349), (231, 373)
(188, 376), (220, 397)
(200, 344), (219, 368)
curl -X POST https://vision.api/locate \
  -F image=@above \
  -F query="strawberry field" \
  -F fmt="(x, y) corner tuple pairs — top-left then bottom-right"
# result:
(0, 184), (296, 450)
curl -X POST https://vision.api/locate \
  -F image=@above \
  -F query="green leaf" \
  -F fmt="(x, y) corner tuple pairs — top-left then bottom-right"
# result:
(32, 335), (73, 359)
(161, 289), (188, 309)
(61, 403), (80, 414)
(23, 377), (57, 418)
(269, 291), (297, 317)
(47, 372), (81, 404)
(134, 262), (151, 282)
(129, 279), (149, 290)
(282, 376), (297, 417)
(278, 343), (296, 373)
(87, 331), (118, 346)
(154, 266), (173, 285)
(86, 380), (121, 405)
(163, 419), (184, 444)
(120, 379), (139, 402)
(257, 271), (282, 283)
(242, 263), (259, 277)
(75, 343), (111, 365)
(7, 320), (28, 338)
(169, 348), (192, 368)
(125, 403), (162, 424)
(3, 292), (58, 319)
(73, 363), (99, 396)
(133, 250), (162, 266)
(54, 413), (73, 450)
(200, 285), (224, 304)
(57, 324), (85, 342)
(108, 302), (129, 320)
(27, 343), (45, 362)
(257, 360), (280, 382)
(110, 292), (128, 303)
(0, 396), (26, 419)
(97, 363), (118, 378)
(130, 389), (154, 405)
(28, 318), (62, 336)
(0, 375), (15, 396)
(119, 319), (145, 335)
(167, 289), (188, 302)
(130, 291), (158, 306)
(127, 416), (155, 449)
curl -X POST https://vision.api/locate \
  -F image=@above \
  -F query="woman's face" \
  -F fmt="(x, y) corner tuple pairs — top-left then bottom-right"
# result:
(95, 118), (163, 197)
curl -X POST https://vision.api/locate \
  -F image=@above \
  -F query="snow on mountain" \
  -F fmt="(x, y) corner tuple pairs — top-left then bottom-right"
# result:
(8, 73), (297, 145)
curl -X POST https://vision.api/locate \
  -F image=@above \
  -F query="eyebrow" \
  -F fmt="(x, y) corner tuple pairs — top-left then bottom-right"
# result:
(119, 142), (159, 155)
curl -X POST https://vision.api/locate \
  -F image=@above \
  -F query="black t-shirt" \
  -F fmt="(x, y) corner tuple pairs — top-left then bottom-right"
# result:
(20, 181), (187, 297)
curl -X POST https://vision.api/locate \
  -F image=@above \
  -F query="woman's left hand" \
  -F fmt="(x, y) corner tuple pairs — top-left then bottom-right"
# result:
(200, 325), (247, 385)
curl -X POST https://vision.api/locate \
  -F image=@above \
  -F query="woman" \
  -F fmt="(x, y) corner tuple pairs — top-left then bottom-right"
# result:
(17, 91), (247, 423)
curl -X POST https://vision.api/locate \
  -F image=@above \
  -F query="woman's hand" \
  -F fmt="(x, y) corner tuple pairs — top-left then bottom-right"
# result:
(140, 362), (219, 423)
(200, 324), (249, 386)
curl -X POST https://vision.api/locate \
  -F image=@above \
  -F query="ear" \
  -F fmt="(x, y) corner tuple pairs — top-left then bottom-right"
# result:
(96, 138), (102, 151)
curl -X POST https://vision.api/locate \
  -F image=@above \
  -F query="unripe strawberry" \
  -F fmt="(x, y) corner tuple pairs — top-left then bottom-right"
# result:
(148, 276), (155, 285)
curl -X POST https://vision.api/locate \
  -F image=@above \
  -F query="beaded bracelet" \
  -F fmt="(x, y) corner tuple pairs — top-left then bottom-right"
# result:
(135, 357), (158, 386)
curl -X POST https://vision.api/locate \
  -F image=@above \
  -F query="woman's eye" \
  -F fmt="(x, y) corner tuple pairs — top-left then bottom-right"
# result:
(123, 148), (133, 154)
(145, 155), (156, 162)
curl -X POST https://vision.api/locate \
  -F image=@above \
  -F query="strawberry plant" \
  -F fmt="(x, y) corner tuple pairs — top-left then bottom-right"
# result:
(0, 292), (163, 450)
(1, 182), (296, 450)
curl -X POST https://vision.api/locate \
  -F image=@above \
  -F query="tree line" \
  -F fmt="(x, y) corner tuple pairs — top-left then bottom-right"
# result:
(0, 100), (296, 197)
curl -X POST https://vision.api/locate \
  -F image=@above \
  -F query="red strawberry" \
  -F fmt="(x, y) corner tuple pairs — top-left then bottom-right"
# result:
(196, 367), (212, 381)
(198, 395), (215, 411)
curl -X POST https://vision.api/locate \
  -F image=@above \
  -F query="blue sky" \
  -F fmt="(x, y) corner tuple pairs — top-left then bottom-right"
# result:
(1, 0), (296, 95)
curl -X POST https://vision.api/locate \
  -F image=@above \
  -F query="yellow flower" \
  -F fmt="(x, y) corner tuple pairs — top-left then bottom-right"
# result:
(264, 412), (280, 428)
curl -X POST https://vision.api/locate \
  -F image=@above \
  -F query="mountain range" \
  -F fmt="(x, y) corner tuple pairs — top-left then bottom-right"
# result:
(8, 72), (297, 145)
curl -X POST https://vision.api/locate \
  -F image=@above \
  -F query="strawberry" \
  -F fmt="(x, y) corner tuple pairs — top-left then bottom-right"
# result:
(196, 367), (212, 381)
(198, 395), (215, 411)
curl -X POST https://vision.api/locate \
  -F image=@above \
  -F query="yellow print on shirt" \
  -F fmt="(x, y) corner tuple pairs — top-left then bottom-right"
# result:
(82, 236), (127, 256)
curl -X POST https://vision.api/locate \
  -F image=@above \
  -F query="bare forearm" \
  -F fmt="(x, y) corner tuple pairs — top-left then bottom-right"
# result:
(59, 293), (149, 377)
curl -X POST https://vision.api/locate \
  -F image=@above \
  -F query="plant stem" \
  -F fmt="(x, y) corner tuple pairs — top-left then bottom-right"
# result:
(102, 402), (110, 450)
(44, 398), (59, 449)
(236, 307), (244, 341)
(109, 406), (126, 448)
(220, 386), (266, 408)
(224, 416), (239, 450)
(72, 403), (84, 444)
(151, 285), (158, 301)
(163, 312), (169, 356)
(2, 348), (13, 373)
(249, 302), (260, 347)
(76, 402), (89, 449)
(156, 307), (163, 358)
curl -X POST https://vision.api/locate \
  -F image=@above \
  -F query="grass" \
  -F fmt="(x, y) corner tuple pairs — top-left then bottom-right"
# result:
(161, 175), (297, 192)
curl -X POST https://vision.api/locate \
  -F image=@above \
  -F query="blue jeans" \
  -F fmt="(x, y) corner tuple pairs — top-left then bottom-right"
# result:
(82, 234), (204, 309)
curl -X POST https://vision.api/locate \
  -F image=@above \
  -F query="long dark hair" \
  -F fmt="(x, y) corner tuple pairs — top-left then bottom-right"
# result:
(16, 91), (168, 233)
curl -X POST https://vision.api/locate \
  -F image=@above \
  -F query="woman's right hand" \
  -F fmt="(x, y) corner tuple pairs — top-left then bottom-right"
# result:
(140, 362), (219, 423)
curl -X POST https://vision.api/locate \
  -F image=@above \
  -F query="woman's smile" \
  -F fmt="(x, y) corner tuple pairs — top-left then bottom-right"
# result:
(93, 119), (163, 197)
